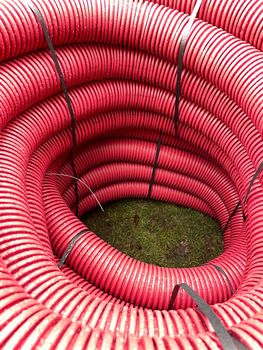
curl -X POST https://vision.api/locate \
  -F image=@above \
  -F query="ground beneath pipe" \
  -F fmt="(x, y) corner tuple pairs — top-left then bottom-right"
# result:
(82, 199), (223, 268)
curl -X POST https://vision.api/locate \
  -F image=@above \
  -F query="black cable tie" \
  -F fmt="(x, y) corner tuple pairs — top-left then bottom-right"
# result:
(223, 160), (263, 233)
(148, 134), (162, 199)
(58, 229), (89, 268)
(26, 1), (80, 217)
(174, 0), (203, 137)
(208, 263), (235, 295)
(168, 283), (244, 350)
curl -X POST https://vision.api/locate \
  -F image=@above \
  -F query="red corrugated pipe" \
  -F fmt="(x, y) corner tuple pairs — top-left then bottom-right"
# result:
(0, 0), (263, 349)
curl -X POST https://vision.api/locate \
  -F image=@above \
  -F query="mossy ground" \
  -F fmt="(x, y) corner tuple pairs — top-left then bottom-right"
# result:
(82, 199), (223, 268)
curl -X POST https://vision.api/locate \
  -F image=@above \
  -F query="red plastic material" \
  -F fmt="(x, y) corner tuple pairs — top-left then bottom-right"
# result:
(0, 0), (263, 349)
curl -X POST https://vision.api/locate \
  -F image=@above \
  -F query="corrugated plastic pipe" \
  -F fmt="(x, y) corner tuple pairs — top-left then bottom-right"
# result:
(0, 0), (263, 349)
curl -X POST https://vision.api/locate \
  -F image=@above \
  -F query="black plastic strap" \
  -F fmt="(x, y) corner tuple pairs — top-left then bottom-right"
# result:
(168, 283), (240, 350)
(223, 200), (241, 233)
(223, 160), (263, 233)
(148, 1), (202, 196)
(244, 161), (263, 203)
(242, 211), (247, 222)
(174, 0), (203, 137)
(208, 263), (234, 295)
(232, 337), (249, 350)
(58, 229), (89, 268)
(148, 135), (162, 199)
(26, 1), (80, 217)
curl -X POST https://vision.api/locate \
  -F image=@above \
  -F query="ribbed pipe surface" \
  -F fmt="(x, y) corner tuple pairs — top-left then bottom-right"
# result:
(0, 0), (263, 349)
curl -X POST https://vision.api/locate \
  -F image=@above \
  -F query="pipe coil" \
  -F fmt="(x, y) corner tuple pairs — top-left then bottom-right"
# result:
(0, 0), (263, 348)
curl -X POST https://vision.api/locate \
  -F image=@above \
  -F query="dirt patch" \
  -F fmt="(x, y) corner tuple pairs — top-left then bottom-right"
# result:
(82, 199), (223, 268)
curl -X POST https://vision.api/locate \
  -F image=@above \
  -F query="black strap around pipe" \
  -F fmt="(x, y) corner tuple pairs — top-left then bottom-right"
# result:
(58, 229), (89, 268)
(223, 161), (263, 233)
(26, 1), (80, 217)
(148, 135), (162, 199)
(208, 263), (235, 295)
(169, 283), (248, 350)
(174, 0), (203, 137)
(148, 0), (203, 198)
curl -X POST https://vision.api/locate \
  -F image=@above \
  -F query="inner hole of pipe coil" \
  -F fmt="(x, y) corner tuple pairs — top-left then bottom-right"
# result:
(82, 199), (223, 268)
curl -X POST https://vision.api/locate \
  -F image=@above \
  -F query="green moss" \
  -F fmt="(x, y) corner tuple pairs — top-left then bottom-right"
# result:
(82, 199), (223, 268)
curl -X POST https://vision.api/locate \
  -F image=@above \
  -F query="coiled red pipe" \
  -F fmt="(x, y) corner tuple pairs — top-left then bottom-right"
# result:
(0, 0), (263, 348)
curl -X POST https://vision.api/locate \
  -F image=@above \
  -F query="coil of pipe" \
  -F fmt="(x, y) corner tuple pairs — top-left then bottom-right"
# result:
(0, 0), (263, 349)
